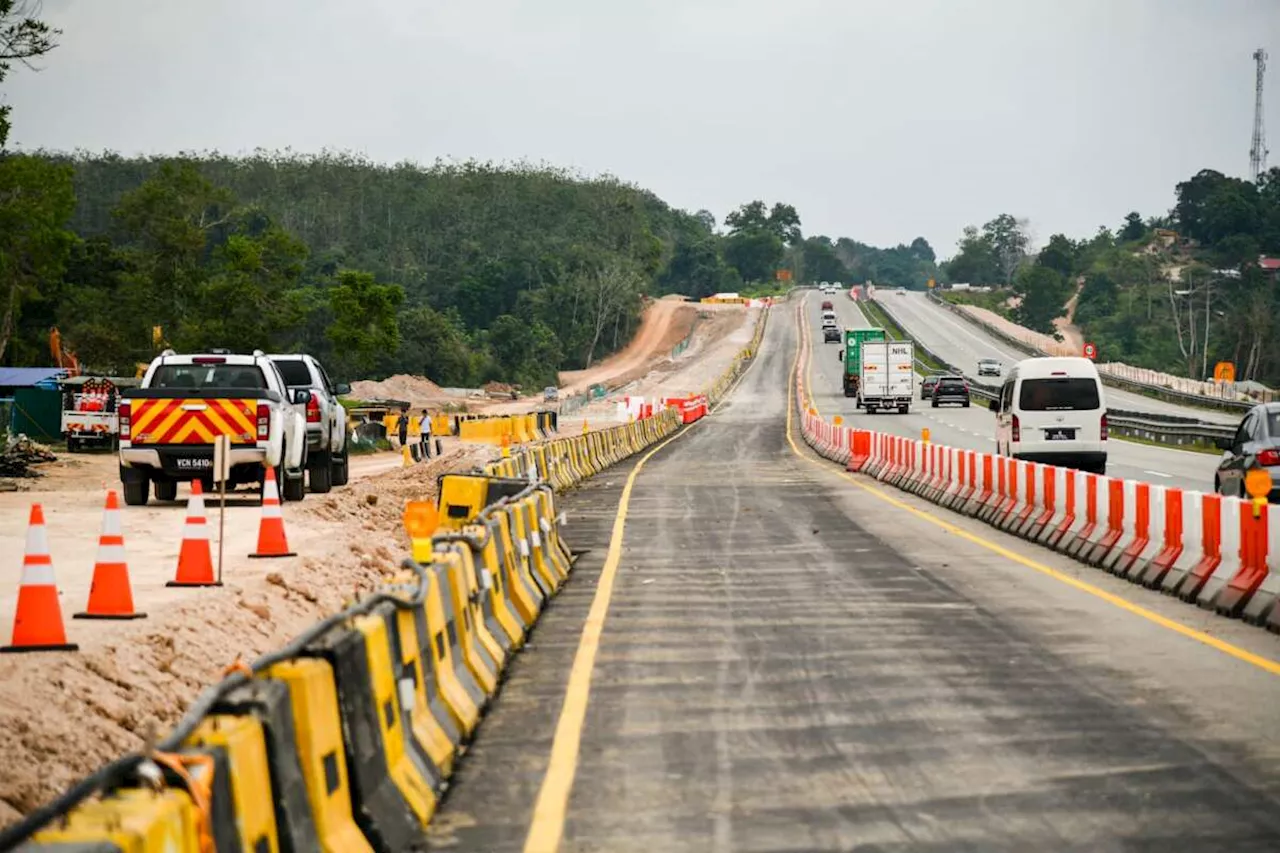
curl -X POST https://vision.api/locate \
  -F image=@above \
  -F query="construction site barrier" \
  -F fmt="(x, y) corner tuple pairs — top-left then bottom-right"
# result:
(792, 299), (1280, 639)
(2, 306), (773, 852)
(378, 410), (554, 443)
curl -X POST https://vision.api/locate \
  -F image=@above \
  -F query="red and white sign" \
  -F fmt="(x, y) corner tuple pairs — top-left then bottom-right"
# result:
(1083, 342), (1097, 360)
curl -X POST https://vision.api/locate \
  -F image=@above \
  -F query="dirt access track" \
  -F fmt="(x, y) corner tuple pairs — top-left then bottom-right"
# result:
(0, 441), (494, 827)
(558, 296), (701, 394)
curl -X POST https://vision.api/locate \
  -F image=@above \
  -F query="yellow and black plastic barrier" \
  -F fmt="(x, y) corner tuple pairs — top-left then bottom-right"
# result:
(455, 411), (555, 446)
(3, 306), (772, 852)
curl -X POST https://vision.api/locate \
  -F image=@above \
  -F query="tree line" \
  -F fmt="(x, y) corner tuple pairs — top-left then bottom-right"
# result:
(3, 149), (938, 387)
(0, 1), (943, 388)
(940, 167), (1280, 386)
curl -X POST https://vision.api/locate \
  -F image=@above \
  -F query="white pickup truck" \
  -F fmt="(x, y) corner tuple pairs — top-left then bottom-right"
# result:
(117, 349), (311, 506)
(859, 340), (916, 414)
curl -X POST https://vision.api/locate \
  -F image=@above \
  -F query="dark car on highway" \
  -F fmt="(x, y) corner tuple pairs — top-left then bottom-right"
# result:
(1215, 402), (1280, 503)
(920, 373), (944, 400)
(931, 375), (971, 407)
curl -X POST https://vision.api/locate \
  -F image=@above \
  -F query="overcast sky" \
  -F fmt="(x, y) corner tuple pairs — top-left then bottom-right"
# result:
(5, 0), (1277, 256)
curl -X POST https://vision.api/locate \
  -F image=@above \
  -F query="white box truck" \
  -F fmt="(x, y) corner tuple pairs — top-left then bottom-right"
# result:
(860, 339), (915, 414)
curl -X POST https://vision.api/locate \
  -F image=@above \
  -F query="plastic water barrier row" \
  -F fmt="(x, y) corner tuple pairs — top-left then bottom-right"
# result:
(1, 305), (772, 852)
(793, 303), (1280, 637)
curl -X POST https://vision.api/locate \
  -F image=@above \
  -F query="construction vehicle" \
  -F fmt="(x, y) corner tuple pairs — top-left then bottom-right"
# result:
(837, 328), (888, 398)
(48, 327), (80, 377)
(59, 376), (139, 452)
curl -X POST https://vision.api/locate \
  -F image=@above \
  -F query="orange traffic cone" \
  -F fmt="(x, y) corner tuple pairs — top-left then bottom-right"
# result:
(2, 505), (78, 653)
(249, 467), (295, 559)
(76, 491), (146, 620)
(167, 481), (220, 587)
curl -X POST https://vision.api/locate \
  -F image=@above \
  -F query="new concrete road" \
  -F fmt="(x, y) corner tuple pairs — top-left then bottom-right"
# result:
(427, 303), (1280, 852)
(878, 290), (1239, 425)
(814, 294), (1221, 494)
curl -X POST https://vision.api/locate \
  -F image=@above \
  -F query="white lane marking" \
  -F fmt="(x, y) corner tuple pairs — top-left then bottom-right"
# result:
(1143, 470), (1172, 479)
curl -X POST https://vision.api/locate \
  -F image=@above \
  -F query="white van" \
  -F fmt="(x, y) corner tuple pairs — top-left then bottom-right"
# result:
(821, 309), (837, 324)
(992, 356), (1107, 474)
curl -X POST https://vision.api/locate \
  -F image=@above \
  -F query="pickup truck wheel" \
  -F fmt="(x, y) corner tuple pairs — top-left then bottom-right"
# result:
(123, 477), (150, 507)
(154, 480), (178, 502)
(282, 464), (306, 502)
(308, 451), (333, 494)
(331, 441), (350, 487)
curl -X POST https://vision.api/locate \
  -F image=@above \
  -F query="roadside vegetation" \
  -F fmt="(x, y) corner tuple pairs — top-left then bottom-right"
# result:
(938, 288), (1014, 319)
(941, 171), (1280, 386)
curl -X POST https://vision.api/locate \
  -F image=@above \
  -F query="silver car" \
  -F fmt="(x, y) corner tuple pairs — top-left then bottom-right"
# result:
(977, 358), (1002, 377)
(1215, 402), (1280, 502)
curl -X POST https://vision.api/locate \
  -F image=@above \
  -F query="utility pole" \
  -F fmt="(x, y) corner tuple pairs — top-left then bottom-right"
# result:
(1202, 277), (1212, 382)
(1250, 48), (1268, 182)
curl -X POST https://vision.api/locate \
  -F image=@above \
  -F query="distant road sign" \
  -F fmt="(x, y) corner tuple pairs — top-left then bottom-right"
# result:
(1214, 361), (1236, 383)
(1083, 342), (1097, 360)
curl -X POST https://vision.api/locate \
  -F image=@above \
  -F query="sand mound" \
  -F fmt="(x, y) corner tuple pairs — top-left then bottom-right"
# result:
(349, 374), (447, 404)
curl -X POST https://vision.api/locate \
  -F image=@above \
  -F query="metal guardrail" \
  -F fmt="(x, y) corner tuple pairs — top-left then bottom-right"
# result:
(869, 293), (1235, 451)
(923, 290), (1253, 414)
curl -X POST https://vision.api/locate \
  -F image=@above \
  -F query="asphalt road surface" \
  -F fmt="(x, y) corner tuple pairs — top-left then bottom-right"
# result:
(427, 302), (1280, 852)
(813, 294), (1221, 495)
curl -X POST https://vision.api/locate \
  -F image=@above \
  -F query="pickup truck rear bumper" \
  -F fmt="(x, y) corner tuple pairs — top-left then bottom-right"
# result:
(120, 446), (266, 480)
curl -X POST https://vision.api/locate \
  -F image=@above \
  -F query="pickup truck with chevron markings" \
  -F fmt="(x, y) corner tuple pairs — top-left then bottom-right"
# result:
(117, 349), (311, 506)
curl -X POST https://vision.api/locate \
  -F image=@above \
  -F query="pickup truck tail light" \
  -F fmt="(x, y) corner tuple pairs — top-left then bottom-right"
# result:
(257, 403), (270, 439)
(1100, 413), (1108, 441)
(118, 401), (131, 440)
(306, 394), (321, 424)
(1011, 414), (1021, 443)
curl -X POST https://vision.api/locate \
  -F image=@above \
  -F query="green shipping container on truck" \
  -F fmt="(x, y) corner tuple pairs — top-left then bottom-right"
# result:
(841, 328), (887, 398)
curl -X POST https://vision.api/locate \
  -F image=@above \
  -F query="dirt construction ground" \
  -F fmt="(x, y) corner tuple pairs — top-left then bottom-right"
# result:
(0, 296), (752, 828)
(0, 440), (493, 827)
(571, 304), (760, 429)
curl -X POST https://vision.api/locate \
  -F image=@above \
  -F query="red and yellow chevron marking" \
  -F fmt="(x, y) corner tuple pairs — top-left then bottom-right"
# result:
(130, 398), (259, 445)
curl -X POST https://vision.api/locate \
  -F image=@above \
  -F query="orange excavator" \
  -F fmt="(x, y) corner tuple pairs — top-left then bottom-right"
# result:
(49, 327), (80, 377)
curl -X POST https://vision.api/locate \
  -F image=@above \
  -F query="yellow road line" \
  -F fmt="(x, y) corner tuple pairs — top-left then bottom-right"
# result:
(523, 318), (768, 853)
(786, 301), (1280, 677)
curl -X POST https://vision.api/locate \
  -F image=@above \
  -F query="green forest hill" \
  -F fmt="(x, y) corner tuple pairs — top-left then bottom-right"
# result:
(0, 3), (941, 391)
(0, 151), (942, 388)
(938, 168), (1280, 388)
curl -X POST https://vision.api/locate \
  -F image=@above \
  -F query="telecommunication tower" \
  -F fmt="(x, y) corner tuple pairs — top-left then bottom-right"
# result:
(1250, 48), (1268, 182)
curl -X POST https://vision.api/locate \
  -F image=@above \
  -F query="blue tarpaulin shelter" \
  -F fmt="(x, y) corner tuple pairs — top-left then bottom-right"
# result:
(1, 367), (67, 440)
(0, 367), (66, 391)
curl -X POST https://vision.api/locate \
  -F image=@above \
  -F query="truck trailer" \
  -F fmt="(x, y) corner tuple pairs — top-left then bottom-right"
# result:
(859, 339), (915, 414)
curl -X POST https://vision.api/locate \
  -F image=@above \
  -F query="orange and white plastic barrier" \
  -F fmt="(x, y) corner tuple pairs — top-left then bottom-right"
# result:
(798, 387), (1280, 634)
